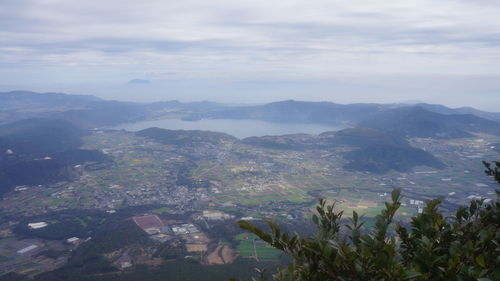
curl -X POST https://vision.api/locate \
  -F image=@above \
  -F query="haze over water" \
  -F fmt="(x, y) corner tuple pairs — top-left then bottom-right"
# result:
(113, 118), (345, 139)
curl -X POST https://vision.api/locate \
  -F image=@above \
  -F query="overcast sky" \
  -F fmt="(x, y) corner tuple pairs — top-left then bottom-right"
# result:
(1, 0), (500, 110)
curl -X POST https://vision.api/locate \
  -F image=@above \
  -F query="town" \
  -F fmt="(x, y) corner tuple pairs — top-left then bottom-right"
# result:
(0, 128), (498, 277)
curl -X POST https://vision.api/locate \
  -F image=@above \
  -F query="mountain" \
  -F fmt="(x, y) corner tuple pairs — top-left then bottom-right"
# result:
(319, 127), (409, 147)
(0, 118), (84, 155)
(0, 119), (109, 197)
(415, 103), (500, 122)
(51, 100), (147, 128)
(241, 127), (444, 173)
(358, 106), (500, 139)
(0, 91), (100, 111)
(3, 91), (500, 133)
(0, 91), (147, 128)
(136, 127), (238, 146)
(3, 91), (500, 140)
(202, 100), (391, 126)
(0, 91), (225, 128)
(201, 101), (500, 139)
(322, 128), (444, 173)
(344, 144), (445, 173)
(0, 91), (101, 125)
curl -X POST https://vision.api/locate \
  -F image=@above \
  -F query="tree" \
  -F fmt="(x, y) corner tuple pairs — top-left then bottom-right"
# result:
(483, 161), (500, 184)
(237, 163), (500, 281)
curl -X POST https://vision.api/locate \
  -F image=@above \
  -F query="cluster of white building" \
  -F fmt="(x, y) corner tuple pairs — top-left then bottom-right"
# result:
(408, 199), (425, 214)
(202, 210), (234, 221)
(171, 224), (199, 235)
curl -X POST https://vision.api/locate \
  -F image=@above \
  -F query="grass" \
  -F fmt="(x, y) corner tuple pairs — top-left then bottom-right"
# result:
(235, 233), (281, 261)
(151, 207), (170, 214)
(76, 217), (88, 227)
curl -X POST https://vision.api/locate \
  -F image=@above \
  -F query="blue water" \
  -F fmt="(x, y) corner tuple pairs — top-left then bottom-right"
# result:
(112, 118), (344, 139)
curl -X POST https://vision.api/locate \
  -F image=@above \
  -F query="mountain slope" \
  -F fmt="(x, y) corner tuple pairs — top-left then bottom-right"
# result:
(358, 106), (500, 139)
(0, 91), (100, 111)
(204, 100), (389, 126)
(241, 127), (445, 173)
(0, 118), (84, 155)
(344, 144), (445, 173)
(136, 127), (238, 146)
(0, 119), (109, 197)
(416, 103), (500, 122)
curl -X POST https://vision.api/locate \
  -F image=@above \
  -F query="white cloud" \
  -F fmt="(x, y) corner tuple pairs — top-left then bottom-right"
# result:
(1, 0), (500, 108)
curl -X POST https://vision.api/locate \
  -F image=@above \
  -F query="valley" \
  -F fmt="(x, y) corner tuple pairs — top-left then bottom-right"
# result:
(0, 92), (499, 280)
(0, 127), (498, 280)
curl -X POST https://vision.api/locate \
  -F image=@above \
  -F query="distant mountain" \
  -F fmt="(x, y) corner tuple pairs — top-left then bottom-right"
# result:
(241, 127), (444, 173)
(202, 100), (500, 137)
(328, 128), (445, 173)
(136, 127), (238, 146)
(358, 106), (500, 139)
(0, 119), (109, 197)
(203, 100), (390, 126)
(0, 91), (148, 128)
(415, 103), (500, 122)
(0, 91), (227, 128)
(0, 91), (100, 111)
(51, 100), (147, 128)
(2, 91), (500, 138)
(241, 134), (316, 150)
(319, 127), (409, 147)
(344, 144), (445, 174)
(0, 91), (101, 125)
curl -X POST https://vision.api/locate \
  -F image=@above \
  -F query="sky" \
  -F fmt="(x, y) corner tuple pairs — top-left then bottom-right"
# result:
(1, 0), (500, 110)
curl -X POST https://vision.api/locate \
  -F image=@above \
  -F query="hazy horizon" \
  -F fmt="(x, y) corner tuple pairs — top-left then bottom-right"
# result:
(1, 84), (500, 113)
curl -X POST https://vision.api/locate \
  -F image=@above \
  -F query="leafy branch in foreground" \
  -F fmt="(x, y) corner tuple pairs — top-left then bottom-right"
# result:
(483, 160), (500, 184)
(237, 163), (500, 281)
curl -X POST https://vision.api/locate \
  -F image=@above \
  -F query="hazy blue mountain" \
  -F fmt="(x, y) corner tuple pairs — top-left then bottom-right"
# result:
(241, 127), (444, 173)
(203, 100), (390, 126)
(415, 103), (500, 122)
(0, 91), (102, 125)
(358, 106), (500, 139)
(344, 144), (445, 173)
(241, 128), (408, 150)
(0, 91), (146, 128)
(241, 134), (316, 150)
(51, 100), (147, 128)
(202, 101), (500, 138)
(0, 91), (100, 111)
(2, 92), (500, 138)
(136, 127), (238, 146)
(319, 127), (409, 147)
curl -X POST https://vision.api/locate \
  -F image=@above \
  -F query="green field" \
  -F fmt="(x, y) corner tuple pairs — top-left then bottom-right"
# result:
(235, 233), (281, 261)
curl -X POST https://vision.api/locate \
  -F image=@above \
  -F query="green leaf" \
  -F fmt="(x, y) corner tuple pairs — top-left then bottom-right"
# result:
(476, 255), (486, 268)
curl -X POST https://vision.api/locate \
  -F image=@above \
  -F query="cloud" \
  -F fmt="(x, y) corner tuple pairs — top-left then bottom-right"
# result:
(1, 0), (500, 108)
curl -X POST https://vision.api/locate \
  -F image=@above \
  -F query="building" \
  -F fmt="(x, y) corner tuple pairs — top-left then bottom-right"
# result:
(17, 244), (38, 254)
(202, 210), (234, 220)
(28, 222), (48, 229)
(67, 237), (80, 244)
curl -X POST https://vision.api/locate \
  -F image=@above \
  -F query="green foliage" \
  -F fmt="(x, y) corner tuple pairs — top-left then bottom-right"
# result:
(238, 168), (500, 281)
(154, 240), (187, 259)
(483, 161), (500, 184)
